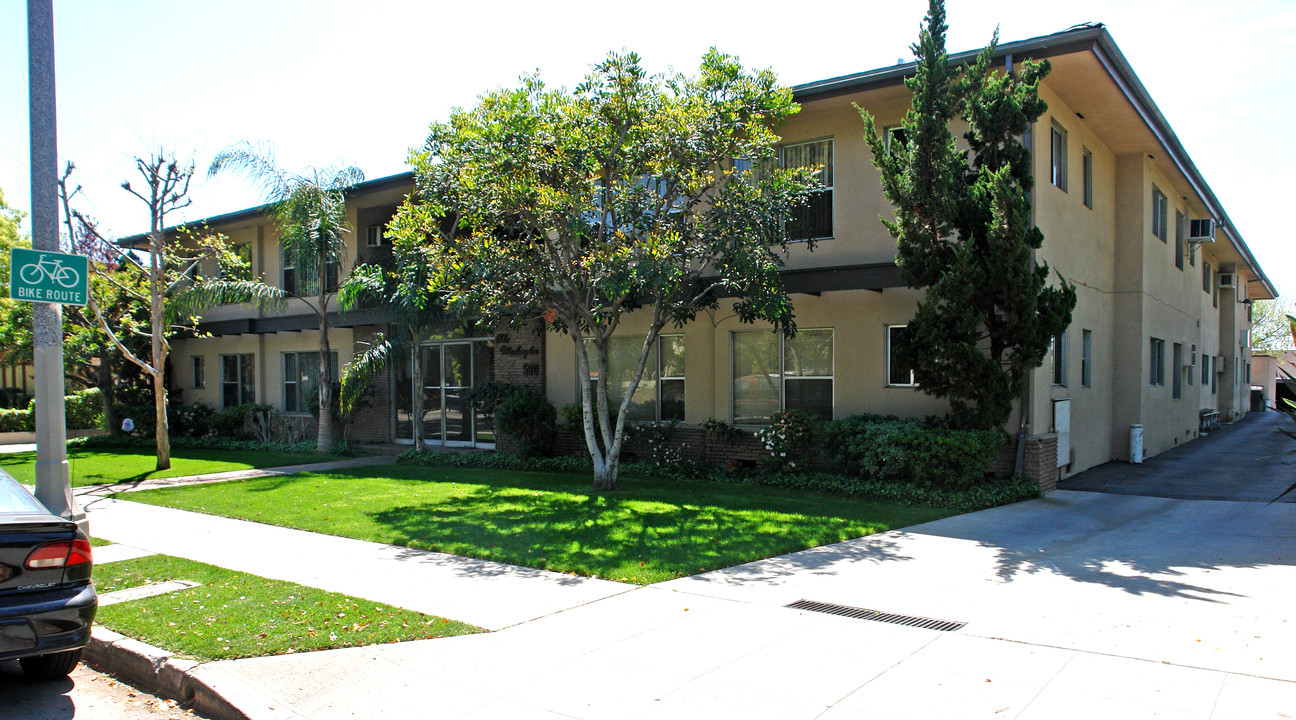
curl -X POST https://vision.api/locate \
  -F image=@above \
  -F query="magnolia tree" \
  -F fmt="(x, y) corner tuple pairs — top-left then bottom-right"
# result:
(394, 50), (820, 490)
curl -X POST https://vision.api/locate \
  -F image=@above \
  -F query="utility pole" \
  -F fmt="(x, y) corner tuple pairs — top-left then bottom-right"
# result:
(28, 0), (84, 531)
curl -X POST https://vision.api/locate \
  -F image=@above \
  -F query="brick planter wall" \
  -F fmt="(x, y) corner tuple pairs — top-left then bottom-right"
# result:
(347, 324), (393, 444)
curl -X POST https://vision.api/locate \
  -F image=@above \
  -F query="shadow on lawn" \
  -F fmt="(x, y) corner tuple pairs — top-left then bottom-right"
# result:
(367, 484), (900, 584)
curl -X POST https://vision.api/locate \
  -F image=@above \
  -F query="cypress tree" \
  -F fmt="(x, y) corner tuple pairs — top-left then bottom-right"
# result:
(860, 0), (1076, 430)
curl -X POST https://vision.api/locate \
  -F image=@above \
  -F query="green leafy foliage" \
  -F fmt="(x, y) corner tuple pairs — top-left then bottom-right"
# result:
(397, 49), (820, 489)
(859, 0), (1076, 430)
(821, 415), (1005, 488)
(0, 388), (104, 432)
(494, 387), (557, 458)
(753, 409), (823, 470)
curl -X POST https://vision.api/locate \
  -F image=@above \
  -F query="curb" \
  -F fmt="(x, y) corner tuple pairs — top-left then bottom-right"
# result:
(83, 626), (309, 720)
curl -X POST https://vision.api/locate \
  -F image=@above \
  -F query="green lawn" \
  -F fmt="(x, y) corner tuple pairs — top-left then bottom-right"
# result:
(122, 466), (954, 584)
(0, 447), (342, 487)
(95, 554), (482, 661)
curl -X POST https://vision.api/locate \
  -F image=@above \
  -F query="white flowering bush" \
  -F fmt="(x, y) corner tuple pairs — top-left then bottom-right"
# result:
(754, 409), (821, 471)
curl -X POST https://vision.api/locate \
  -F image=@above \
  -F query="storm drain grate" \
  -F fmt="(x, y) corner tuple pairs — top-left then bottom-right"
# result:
(785, 599), (965, 632)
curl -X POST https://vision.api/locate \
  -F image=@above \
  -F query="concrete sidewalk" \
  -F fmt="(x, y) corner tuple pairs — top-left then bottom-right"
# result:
(84, 487), (1296, 719)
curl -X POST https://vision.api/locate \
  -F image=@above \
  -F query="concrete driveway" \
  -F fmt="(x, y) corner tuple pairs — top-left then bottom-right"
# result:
(1061, 411), (1296, 502)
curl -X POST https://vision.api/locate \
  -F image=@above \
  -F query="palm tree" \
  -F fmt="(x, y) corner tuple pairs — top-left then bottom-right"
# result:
(209, 143), (363, 453)
(338, 206), (451, 448)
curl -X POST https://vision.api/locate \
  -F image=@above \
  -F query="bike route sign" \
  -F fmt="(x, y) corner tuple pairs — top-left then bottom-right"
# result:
(9, 247), (88, 305)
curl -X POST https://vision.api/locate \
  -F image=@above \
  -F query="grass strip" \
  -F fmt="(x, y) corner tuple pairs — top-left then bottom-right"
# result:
(95, 554), (481, 661)
(0, 447), (344, 487)
(121, 465), (954, 585)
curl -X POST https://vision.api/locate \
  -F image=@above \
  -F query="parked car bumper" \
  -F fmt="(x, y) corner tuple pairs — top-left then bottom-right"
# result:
(0, 583), (97, 662)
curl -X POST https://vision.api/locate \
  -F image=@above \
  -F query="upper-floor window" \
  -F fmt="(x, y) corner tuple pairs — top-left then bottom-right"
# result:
(1201, 354), (1211, 386)
(885, 126), (908, 157)
(282, 251), (339, 297)
(781, 139), (833, 241)
(732, 329), (833, 424)
(1203, 261), (1212, 294)
(580, 335), (685, 422)
(1152, 186), (1168, 242)
(1174, 210), (1185, 270)
(1081, 147), (1093, 209)
(1172, 342), (1183, 399)
(886, 325), (917, 387)
(191, 356), (205, 389)
(1050, 122), (1067, 191)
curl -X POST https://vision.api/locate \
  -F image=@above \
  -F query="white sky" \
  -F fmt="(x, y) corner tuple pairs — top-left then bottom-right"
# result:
(1, 0), (1292, 293)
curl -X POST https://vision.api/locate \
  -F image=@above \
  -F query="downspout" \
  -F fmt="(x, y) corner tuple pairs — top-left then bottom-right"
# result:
(1009, 52), (1033, 478)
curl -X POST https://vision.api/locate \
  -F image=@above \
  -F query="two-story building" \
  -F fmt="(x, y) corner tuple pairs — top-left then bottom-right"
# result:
(159, 23), (1274, 487)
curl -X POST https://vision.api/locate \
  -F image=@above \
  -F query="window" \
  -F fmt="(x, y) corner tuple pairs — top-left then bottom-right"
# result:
(1203, 261), (1212, 294)
(885, 126), (908, 156)
(732, 329), (833, 424)
(191, 356), (205, 389)
(1149, 338), (1165, 387)
(1201, 354), (1211, 386)
(1152, 187), (1168, 241)
(222, 243), (252, 280)
(1188, 345), (1195, 386)
(1211, 356), (1218, 394)
(1213, 271), (1219, 308)
(283, 351), (339, 414)
(282, 252), (339, 296)
(581, 335), (685, 422)
(221, 354), (254, 409)
(1050, 122), (1067, 191)
(886, 325), (916, 387)
(1174, 210), (1185, 270)
(1081, 147), (1093, 209)
(1051, 332), (1067, 386)
(1081, 330), (1092, 388)
(781, 139), (833, 240)
(1172, 343), (1183, 399)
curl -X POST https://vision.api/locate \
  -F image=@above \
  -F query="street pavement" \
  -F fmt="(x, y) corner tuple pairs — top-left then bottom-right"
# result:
(0, 660), (195, 720)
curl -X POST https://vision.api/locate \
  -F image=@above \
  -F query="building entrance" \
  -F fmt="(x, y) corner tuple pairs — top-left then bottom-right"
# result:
(395, 338), (494, 447)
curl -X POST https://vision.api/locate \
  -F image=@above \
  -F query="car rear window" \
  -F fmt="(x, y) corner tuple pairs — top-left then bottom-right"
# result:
(0, 477), (49, 515)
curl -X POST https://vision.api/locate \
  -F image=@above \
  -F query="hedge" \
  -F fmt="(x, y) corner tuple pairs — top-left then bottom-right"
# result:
(0, 388), (103, 433)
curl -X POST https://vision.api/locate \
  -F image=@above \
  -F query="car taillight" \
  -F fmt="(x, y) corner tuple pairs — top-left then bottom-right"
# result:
(24, 538), (93, 570)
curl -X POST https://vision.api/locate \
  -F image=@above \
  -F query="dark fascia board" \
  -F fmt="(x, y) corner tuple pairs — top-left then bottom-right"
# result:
(712, 263), (906, 298)
(793, 23), (1277, 298)
(117, 171), (415, 248)
(197, 308), (389, 336)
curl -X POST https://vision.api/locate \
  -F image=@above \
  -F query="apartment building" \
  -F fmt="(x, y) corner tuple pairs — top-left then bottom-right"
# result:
(158, 23), (1273, 485)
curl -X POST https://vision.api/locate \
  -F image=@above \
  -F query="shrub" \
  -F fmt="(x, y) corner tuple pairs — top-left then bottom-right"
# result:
(822, 415), (1004, 488)
(63, 388), (104, 430)
(171, 402), (217, 438)
(753, 409), (822, 470)
(211, 403), (275, 440)
(495, 388), (556, 458)
(0, 406), (34, 432)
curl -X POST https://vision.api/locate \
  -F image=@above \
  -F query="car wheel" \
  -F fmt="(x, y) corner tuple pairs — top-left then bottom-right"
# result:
(19, 648), (82, 680)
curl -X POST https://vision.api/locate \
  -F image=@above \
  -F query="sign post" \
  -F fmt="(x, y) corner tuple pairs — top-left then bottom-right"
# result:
(26, 0), (84, 533)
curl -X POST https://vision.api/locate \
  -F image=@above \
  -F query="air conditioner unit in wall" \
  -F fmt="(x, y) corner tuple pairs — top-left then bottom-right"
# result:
(1187, 218), (1215, 243)
(1218, 273), (1235, 289)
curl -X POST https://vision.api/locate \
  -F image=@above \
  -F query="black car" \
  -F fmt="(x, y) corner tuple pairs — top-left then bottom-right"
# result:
(0, 473), (96, 679)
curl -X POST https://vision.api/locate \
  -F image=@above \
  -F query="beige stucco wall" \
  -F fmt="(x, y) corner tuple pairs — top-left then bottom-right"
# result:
(172, 328), (355, 414)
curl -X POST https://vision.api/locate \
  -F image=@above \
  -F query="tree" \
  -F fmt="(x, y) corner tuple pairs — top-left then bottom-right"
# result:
(209, 143), (364, 453)
(1250, 298), (1294, 353)
(396, 50), (819, 490)
(71, 152), (282, 470)
(859, 0), (1076, 431)
(337, 222), (450, 448)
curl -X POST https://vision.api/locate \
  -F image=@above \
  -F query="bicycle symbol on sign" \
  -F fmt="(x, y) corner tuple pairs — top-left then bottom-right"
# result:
(19, 254), (81, 289)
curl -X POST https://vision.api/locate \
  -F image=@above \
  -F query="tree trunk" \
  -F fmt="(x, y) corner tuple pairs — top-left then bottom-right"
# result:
(98, 350), (117, 435)
(410, 343), (424, 448)
(591, 456), (620, 491)
(151, 231), (170, 471)
(316, 307), (333, 454)
(153, 361), (170, 470)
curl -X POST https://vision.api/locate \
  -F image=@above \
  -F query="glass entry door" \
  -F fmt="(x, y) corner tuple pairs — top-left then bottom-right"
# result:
(397, 338), (494, 448)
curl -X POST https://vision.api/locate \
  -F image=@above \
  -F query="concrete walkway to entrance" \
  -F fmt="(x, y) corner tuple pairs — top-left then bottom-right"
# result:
(1061, 411), (1296, 502)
